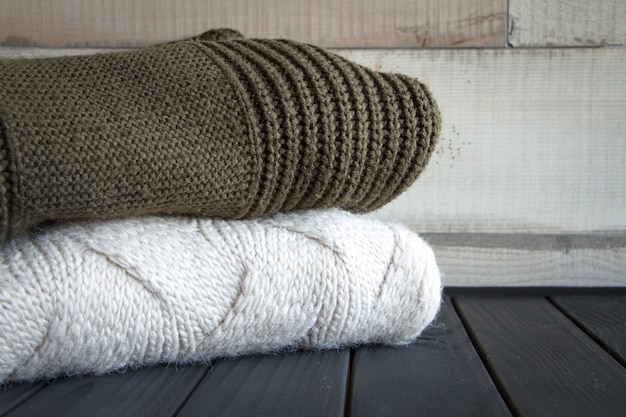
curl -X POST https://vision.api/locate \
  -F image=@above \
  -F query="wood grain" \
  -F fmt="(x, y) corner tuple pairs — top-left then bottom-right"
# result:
(551, 294), (626, 365)
(427, 233), (626, 286)
(455, 296), (626, 417)
(0, 0), (507, 48)
(349, 298), (511, 417)
(509, 0), (626, 47)
(430, 241), (626, 286)
(3, 365), (207, 417)
(177, 350), (349, 417)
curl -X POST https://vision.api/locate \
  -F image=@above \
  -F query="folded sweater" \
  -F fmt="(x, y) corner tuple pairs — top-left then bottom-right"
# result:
(0, 209), (441, 384)
(0, 29), (440, 242)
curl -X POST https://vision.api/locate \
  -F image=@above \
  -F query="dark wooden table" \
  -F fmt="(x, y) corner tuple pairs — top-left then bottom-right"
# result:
(2, 288), (625, 417)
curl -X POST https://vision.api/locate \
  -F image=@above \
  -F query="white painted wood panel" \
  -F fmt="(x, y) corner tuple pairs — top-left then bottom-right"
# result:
(509, 0), (626, 47)
(337, 48), (626, 234)
(0, 0), (506, 48)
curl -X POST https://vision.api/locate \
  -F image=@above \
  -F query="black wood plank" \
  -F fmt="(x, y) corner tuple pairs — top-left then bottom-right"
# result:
(551, 294), (626, 366)
(177, 349), (349, 417)
(4, 364), (207, 417)
(455, 295), (626, 417)
(0, 382), (46, 417)
(348, 298), (512, 417)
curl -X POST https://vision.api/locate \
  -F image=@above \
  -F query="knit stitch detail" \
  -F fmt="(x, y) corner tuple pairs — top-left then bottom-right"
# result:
(363, 73), (441, 211)
(198, 38), (441, 215)
(0, 43), (261, 238)
(0, 36), (441, 240)
(189, 42), (263, 219)
(0, 209), (442, 383)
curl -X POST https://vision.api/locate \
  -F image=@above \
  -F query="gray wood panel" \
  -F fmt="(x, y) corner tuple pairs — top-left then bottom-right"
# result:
(177, 349), (349, 417)
(4, 365), (207, 417)
(455, 295), (626, 417)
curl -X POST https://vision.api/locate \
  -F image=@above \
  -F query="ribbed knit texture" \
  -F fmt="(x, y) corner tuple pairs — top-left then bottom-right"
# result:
(0, 32), (440, 241)
(0, 209), (442, 384)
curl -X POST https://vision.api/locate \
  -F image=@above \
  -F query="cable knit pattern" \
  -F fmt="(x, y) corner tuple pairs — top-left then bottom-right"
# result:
(0, 30), (440, 241)
(0, 209), (441, 384)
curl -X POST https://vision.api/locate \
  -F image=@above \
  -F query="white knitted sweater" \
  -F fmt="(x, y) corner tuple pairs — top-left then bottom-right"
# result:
(0, 209), (441, 383)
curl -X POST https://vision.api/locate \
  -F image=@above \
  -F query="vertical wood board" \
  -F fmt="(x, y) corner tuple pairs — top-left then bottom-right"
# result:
(509, 0), (626, 47)
(0, 0), (507, 48)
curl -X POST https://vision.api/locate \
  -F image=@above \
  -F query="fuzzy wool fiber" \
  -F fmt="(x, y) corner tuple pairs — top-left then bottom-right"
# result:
(0, 209), (441, 384)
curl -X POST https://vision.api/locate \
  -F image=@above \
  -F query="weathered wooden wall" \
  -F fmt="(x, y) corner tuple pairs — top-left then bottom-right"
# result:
(1, 0), (624, 286)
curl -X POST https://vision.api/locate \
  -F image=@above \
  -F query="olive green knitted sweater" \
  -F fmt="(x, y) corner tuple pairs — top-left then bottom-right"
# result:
(0, 30), (440, 242)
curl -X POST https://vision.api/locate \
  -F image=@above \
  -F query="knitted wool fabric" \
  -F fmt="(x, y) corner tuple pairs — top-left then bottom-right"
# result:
(0, 30), (441, 242)
(0, 209), (442, 384)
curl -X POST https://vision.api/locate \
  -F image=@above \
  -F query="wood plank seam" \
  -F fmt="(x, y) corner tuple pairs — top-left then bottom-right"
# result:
(450, 297), (520, 417)
(343, 349), (354, 417)
(0, 383), (47, 417)
(547, 297), (626, 368)
(347, 298), (512, 416)
(169, 367), (211, 417)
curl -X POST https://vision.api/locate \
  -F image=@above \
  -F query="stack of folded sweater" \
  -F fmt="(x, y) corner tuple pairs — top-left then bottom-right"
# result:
(0, 29), (442, 384)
